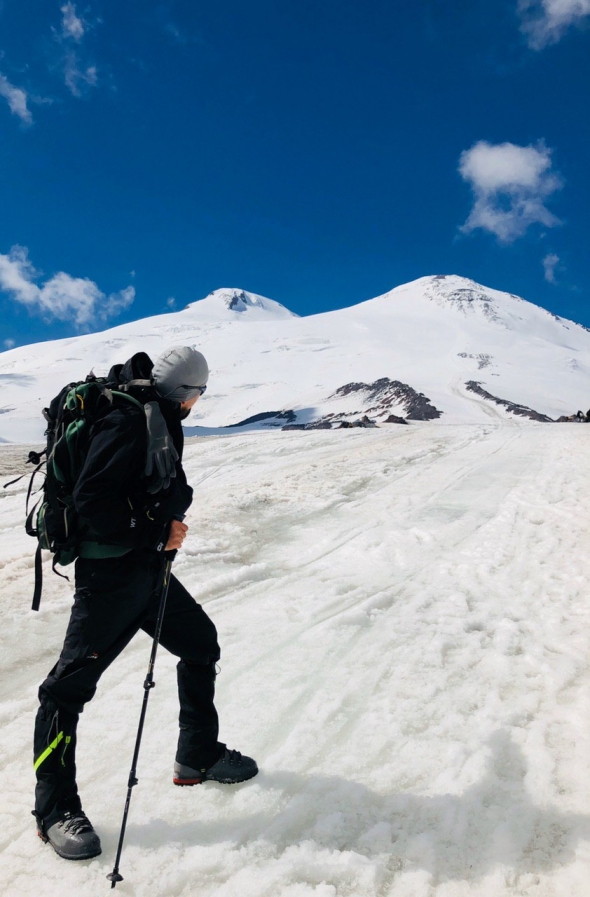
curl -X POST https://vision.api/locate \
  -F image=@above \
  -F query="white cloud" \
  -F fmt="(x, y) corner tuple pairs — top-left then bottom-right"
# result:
(0, 246), (134, 328)
(0, 73), (32, 124)
(166, 297), (177, 310)
(165, 22), (187, 44)
(64, 54), (98, 97)
(61, 2), (85, 41)
(458, 140), (562, 243)
(543, 252), (560, 283)
(53, 3), (99, 97)
(3, 338), (15, 350)
(519, 0), (590, 49)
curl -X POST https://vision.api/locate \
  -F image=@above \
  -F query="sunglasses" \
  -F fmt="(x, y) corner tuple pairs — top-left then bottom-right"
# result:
(183, 384), (207, 396)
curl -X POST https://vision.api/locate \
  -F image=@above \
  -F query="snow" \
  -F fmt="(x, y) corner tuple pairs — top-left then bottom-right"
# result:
(1, 274), (590, 443)
(1, 422), (590, 896)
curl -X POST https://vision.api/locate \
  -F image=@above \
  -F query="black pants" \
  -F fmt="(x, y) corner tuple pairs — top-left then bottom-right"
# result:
(33, 550), (221, 826)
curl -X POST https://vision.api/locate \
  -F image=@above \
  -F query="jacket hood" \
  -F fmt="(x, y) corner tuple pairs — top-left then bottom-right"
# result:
(108, 352), (154, 387)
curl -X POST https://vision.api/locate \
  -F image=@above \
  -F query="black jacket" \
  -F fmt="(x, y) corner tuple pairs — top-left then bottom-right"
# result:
(72, 354), (193, 555)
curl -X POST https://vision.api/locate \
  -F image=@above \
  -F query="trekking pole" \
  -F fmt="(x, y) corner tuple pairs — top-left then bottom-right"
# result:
(107, 553), (175, 888)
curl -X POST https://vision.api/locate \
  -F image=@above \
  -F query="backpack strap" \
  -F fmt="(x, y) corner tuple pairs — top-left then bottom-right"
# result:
(30, 548), (69, 612)
(3, 473), (26, 489)
(3, 449), (47, 490)
(31, 543), (43, 612)
(111, 390), (145, 409)
(24, 459), (47, 523)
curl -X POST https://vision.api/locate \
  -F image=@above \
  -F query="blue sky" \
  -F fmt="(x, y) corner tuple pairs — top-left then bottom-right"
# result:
(0, 0), (589, 348)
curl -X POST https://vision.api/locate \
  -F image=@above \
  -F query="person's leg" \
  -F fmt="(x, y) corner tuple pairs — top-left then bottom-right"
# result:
(141, 574), (222, 770)
(34, 553), (161, 830)
(142, 573), (258, 784)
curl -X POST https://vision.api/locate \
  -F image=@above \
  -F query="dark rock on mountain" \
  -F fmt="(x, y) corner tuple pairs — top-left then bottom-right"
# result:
(457, 352), (493, 370)
(282, 420), (333, 431)
(229, 410), (296, 428)
(465, 381), (553, 422)
(384, 414), (409, 425)
(330, 378), (442, 421)
(555, 410), (590, 422)
(336, 416), (378, 429)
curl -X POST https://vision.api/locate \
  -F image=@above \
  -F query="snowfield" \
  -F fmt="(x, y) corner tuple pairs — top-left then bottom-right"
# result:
(1, 422), (590, 897)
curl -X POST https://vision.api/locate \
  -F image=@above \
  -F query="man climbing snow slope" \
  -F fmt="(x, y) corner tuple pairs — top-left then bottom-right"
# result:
(33, 346), (258, 861)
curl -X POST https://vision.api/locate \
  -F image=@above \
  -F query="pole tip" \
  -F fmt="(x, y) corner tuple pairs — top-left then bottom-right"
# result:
(107, 871), (124, 887)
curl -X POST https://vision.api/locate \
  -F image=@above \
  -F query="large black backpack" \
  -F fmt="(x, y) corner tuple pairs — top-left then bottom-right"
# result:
(21, 375), (145, 609)
(4, 352), (176, 609)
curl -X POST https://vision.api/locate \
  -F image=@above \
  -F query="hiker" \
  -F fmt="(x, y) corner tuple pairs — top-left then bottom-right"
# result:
(32, 346), (257, 861)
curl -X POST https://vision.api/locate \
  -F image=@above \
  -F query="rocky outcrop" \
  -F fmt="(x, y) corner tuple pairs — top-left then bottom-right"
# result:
(283, 420), (333, 431)
(228, 378), (442, 431)
(329, 378), (442, 421)
(384, 414), (409, 425)
(228, 410), (296, 428)
(555, 410), (590, 423)
(457, 352), (494, 370)
(465, 381), (553, 422)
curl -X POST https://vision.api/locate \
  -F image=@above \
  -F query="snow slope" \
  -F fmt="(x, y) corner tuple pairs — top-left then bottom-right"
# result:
(1, 422), (590, 896)
(1, 276), (589, 442)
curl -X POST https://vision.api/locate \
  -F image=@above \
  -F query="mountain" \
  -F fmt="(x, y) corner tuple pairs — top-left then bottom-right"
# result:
(1, 275), (589, 442)
(186, 288), (298, 320)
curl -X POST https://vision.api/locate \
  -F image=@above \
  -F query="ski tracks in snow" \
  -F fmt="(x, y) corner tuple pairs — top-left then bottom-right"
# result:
(1, 425), (590, 896)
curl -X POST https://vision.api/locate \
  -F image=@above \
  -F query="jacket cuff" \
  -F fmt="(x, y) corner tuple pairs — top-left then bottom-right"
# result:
(130, 512), (169, 553)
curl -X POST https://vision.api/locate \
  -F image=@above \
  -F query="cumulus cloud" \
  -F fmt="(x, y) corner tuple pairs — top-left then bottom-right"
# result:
(61, 2), (86, 41)
(0, 246), (134, 328)
(543, 252), (560, 283)
(0, 73), (32, 124)
(3, 338), (15, 350)
(519, 0), (590, 49)
(458, 140), (562, 243)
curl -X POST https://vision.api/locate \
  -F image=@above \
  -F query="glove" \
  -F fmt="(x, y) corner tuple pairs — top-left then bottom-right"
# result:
(144, 401), (179, 493)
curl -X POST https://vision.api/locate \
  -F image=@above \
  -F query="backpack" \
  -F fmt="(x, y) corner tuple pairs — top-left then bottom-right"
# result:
(4, 352), (178, 610)
(22, 375), (145, 610)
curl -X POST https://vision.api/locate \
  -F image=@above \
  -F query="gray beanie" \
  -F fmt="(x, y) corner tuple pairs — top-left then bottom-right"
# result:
(152, 346), (209, 402)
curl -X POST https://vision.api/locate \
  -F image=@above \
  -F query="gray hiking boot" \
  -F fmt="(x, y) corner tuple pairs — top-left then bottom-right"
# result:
(173, 748), (258, 786)
(36, 810), (102, 860)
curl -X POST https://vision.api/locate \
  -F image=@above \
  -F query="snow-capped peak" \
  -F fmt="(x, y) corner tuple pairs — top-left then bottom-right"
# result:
(373, 274), (569, 332)
(186, 288), (298, 320)
(424, 273), (493, 298)
(385, 274), (504, 308)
